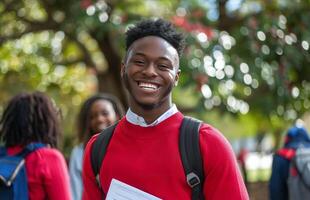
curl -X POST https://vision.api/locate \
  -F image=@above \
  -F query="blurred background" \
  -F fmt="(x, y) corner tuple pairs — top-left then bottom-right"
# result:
(0, 0), (309, 199)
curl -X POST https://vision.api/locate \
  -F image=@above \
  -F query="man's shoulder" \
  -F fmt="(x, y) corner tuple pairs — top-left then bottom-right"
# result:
(84, 133), (101, 156)
(199, 122), (222, 135)
(197, 122), (233, 150)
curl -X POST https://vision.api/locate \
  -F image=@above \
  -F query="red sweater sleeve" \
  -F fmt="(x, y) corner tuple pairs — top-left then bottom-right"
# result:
(24, 148), (72, 200)
(200, 124), (249, 200)
(42, 149), (72, 200)
(82, 134), (103, 200)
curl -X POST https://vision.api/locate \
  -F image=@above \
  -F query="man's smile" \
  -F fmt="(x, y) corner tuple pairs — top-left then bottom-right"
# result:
(136, 81), (160, 92)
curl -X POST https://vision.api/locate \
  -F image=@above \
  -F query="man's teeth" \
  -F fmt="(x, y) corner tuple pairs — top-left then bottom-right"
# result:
(139, 82), (158, 90)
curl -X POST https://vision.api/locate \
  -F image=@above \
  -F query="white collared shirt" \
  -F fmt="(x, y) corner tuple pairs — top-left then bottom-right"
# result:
(126, 104), (178, 127)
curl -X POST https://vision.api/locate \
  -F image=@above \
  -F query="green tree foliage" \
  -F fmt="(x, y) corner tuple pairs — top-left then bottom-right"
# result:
(0, 32), (97, 155)
(172, 0), (310, 144)
(0, 0), (309, 151)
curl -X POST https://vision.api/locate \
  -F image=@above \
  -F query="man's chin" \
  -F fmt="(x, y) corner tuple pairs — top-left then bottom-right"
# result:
(136, 101), (158, 110)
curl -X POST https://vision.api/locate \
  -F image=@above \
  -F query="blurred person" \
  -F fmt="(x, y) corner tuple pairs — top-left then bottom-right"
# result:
(0, 92), (71, 200)
(69, 93), (124, 200)
(237, 147), (249, 187)
(269, 125), (310, 200)
(82, 18), (248, 200)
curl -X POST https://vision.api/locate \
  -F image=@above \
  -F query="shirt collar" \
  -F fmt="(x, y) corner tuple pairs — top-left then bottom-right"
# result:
(126, 104), (178, 127)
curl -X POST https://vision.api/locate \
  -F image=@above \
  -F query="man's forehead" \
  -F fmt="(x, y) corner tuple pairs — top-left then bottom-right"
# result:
(130, 36), (176, 51)
(127, 36), (179, 61)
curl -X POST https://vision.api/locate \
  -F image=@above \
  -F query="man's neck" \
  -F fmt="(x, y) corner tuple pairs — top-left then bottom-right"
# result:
(130, 103), (172, 124)
(144, 111), (170, 124)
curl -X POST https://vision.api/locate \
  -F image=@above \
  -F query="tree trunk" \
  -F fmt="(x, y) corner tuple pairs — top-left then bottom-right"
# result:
(273, 128), (283, 150)
(93, 31), (128, 108)
(97, 72), (128, 109)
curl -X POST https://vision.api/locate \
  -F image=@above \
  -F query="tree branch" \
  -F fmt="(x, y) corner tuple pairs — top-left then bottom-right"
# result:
(0, 0), (20, 17)
(64, 32), (97, 69)
(217, 0), (244, 31)
(15, 15), (43, 26)
(0, 19), (59, 46)
(54, 58), (84, 66)
(40, 0), (54, 19)
(0, 0), (61, 46)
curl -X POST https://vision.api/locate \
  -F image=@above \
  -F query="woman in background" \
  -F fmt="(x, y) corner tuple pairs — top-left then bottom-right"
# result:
(0, 92), (71, 200)
(69, 93), (124, 200)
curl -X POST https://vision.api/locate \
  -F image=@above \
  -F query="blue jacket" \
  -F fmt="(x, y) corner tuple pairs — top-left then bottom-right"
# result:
(269, 126), (310, 200)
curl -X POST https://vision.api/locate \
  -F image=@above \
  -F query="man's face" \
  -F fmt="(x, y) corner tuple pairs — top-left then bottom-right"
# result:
(121, 36), (180, 111)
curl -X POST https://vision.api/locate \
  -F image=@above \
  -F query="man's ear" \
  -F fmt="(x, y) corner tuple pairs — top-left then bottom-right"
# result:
(174, 69), (181, 86)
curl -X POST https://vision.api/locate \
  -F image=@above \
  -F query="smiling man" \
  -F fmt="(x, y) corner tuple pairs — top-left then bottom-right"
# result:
(82, 19), (249, 200)
(123, 35), (180, 122)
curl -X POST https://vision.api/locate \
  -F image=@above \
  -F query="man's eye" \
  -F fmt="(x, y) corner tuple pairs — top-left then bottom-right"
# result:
(134, 60), (145, 65)
(158, 64), (170, 70)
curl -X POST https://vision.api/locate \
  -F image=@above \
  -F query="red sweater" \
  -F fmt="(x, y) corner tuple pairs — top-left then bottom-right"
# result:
(82, 112), (248, 200)
(8, 146), (71, 200)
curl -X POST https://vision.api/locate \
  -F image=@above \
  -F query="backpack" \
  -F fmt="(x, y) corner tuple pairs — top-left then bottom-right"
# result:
(91, 116), (204, 200)
(287, 147), (310, 200)
(0, 143), (46, 200)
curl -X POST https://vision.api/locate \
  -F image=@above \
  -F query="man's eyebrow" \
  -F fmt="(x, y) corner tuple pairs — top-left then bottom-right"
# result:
(132, 52), (146, 57)
(131, 52), (174, 64)
(134, 52), (169, 58)
(157, 56), (172, 62)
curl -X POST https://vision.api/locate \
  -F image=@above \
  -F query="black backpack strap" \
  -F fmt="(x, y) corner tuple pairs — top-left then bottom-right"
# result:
(179, 116), (204, 200)
(90, 122), (118, 189)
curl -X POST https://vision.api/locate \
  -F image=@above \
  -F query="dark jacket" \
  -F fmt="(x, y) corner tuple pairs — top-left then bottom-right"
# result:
(269, 126), (310, 200)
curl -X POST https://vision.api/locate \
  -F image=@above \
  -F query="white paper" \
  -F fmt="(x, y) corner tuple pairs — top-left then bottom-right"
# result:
(106, 178), (162, 200)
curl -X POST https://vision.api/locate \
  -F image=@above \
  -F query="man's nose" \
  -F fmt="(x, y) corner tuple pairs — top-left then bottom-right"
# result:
(142, 63), (157, 77)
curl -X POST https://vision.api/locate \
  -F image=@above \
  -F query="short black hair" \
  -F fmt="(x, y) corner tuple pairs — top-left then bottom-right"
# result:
(0, 92), (61, 148)
(125, 18), (185, 56)
(77, 93), (125, 146)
